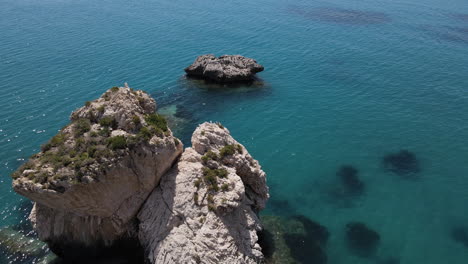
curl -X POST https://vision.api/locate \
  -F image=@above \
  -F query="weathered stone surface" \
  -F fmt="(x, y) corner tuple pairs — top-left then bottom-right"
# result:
(12, 86), (183, 255)
(138, 122), (269, 264)
(184, 55), (264, 83)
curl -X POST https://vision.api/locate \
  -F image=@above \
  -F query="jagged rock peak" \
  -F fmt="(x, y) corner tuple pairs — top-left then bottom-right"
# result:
(138, 122), (269, 264)
(184, 54), (264, 83)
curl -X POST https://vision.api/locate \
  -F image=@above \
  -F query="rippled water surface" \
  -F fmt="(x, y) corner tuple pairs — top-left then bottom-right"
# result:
(1, 0), (468, 263)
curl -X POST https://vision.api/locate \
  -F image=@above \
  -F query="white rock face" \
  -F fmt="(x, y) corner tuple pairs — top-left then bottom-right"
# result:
(138, 122), (269, 264)
(13, 87), (183, 252)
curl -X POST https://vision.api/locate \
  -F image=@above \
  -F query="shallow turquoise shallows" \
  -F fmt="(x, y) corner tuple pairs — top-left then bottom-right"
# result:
(1, 0), (468, 263)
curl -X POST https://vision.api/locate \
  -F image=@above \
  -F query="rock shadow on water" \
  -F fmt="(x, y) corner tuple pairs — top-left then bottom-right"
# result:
(382, 149), (420, 178)
(183, 74), (268, 91)
(287, 5), (391, 25)
(257, 228), (276, 260)
(345, 222), (380, 258)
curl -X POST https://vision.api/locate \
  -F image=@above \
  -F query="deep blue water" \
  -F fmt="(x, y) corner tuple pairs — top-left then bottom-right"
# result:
(1, 0), (468, 263)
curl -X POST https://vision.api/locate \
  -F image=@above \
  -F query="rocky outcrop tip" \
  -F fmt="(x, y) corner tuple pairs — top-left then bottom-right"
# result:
(184, 54), (264, 83)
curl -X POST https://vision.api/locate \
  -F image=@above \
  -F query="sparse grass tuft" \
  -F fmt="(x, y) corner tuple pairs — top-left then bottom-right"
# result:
(145, 113), (168, 132)
(97, 105), (105, 113)
(201, 150), (218, 164)
(99, 116), (117, 128)
(107, 136), (127, 150)
(220, 144), (236, 157)
(132, 115), (141, 127)
(74, 118), (91, 137)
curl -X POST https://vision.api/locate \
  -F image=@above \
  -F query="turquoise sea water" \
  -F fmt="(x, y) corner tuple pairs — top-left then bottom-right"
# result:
(1, 0), (468, 263)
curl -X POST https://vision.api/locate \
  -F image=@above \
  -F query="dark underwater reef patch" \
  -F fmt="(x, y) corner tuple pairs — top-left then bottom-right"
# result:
(345, 222), (380, 257)
(382, 149), (420, 177)
(377, 256), (401, 264)
(260, 215), (329, 264)
(324, 165), (365, 208)
(336, 165), (365, 196)
(452, 13), (468, 21)
(283, 215), (329, 264)
(419, 25), (468, 45)
(292, 215), (330, 246)
(451, 226), (468, 248)
(288, 6), (391, 25)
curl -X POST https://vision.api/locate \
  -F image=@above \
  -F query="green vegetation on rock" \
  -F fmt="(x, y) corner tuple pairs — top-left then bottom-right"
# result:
(11, 87), (176, 192)
(145, 113), (168, 132)
(108, 135), (127, 150)
(220, 144), (235, 157)
(99, 116), (117, 128)
(201, 150), (218, 163)
(74, 118), (91, 137)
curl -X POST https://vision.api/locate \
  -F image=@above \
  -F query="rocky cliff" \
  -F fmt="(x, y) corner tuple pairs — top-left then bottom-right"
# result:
(11, 87), (269, 263)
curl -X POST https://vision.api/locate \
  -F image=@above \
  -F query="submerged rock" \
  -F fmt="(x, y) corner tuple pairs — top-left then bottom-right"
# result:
(138, 122), (269, 264)
(451, 226), (468, 248)
(184, 54), (264, 83)
(336, 165), (365, 195)
(382, 150), (420, 177)
(0, 226), (47, 257)
(345, 222), (380, 257)
(260, 215), (328, 264)
(376, 256), (401, 264)
(12, 86), (183, 258)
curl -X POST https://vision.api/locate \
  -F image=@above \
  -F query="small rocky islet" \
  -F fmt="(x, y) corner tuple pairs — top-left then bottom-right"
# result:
(184, 54), (264, 83)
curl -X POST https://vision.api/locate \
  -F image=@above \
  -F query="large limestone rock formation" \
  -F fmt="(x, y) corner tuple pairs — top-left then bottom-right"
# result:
(12, 86), (183, 256)
(184, 55), (264, 83)
(138, 122), (269, 264)
(11, 87), (270, 263)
